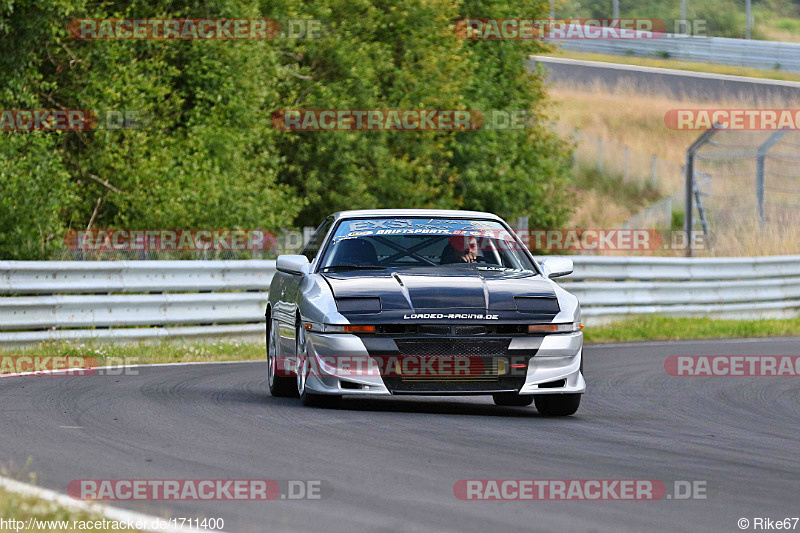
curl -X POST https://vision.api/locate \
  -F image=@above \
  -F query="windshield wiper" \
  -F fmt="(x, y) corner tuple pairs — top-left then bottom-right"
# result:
(321, 264), (387, 272)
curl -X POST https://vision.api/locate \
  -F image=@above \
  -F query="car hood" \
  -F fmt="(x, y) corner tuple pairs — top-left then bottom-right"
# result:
(321, 267), (560, 321)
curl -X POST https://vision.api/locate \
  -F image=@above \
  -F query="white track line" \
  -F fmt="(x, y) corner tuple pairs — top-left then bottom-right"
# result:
(0, 476), (223, 532)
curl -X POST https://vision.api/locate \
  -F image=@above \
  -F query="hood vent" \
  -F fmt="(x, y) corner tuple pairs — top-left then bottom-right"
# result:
(514, 296), (560, 314)
(336, 297), (381, 314)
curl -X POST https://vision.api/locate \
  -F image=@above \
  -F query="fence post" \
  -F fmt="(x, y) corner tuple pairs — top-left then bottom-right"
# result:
(755, 131), (787, 226)
(684, 127), (719, 257)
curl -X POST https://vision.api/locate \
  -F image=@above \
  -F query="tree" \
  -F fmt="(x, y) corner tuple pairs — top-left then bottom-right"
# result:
(266, 0), (572, 227)
(0, 0), (301, 259)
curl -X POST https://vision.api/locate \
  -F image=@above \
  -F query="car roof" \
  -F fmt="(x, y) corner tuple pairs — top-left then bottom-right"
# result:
(330, 209), (504, 222)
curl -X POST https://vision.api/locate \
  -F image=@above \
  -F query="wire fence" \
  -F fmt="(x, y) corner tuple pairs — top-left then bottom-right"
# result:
(691, 130), (800, 255)
(565, 126), (800, 256)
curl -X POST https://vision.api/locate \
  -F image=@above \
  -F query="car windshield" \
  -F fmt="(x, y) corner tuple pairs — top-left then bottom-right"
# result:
(318, 217), (537, 273)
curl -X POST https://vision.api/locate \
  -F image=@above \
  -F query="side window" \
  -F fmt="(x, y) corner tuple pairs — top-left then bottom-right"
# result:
(301, 217), (333, 261)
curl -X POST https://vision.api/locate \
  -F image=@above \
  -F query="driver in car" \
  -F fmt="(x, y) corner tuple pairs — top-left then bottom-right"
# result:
(441, 235), (479, 264)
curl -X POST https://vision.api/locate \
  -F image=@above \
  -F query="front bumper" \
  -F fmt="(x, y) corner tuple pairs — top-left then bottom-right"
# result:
(302, 331), (585, 396)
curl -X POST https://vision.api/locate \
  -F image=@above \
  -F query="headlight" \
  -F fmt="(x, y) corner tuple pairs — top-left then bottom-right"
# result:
(303, 322), (375, 333)
(527, 322), (582, 334)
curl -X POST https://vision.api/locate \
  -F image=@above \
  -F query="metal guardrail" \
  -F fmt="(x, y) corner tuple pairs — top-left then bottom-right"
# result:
(0, 261), (274, 345)
(547, 31), (800, 73)
(553, 255), (800, 323)
(0, 257), (798, 344)
(0, 260), (274, 294)
(561, 255), (800, 281)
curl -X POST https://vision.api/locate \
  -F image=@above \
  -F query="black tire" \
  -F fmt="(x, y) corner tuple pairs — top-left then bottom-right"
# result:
(534, 394), (581, 416)
(296, 324), (341, 409)
(267, 316), (298, 397)
(300, 387), (342, 408)
(492, 393), (534, 407)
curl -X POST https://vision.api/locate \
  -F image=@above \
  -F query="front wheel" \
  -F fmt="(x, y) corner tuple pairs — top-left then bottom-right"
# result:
(267, 318), (298, 397)
(534, 394), (581, 416)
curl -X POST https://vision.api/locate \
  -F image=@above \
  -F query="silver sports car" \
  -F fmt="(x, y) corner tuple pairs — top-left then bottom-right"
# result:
(266, 209), (584, 415)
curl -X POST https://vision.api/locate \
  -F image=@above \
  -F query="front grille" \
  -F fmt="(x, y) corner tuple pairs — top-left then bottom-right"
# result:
(388, 355), (502, 382)
(394, 338), (510, 357)
(417, 325), (451, 335)
(454, 325), (488, 336)
(377, 338), (527, 393)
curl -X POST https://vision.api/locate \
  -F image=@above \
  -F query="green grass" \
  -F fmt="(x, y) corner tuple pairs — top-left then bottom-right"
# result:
(0, 487), (120, 532)
(775, 17), (800, 32)
(572, 164), (662, 210)
(0, 338), (265, 371)
(584, 316), (800, 344)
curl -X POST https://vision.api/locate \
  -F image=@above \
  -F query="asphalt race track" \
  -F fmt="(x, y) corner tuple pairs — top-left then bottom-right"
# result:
(1, 337), (798, 532)
(529, 56), (800, 104)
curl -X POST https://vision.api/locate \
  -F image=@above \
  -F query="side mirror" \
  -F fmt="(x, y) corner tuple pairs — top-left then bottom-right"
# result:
(541, 257), (573, 279)
(276, 255), (310, 276)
